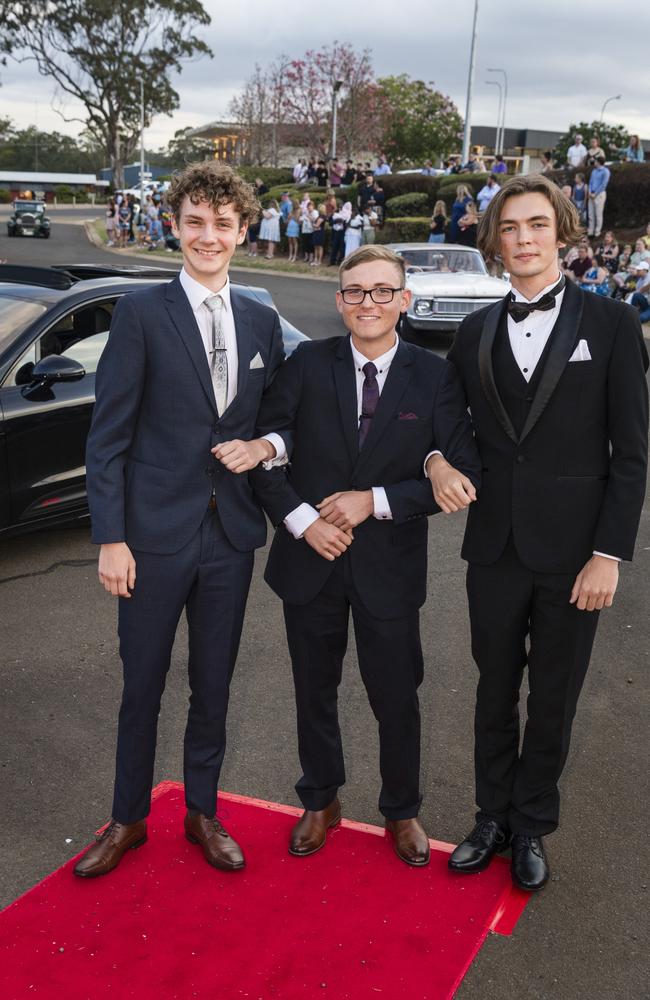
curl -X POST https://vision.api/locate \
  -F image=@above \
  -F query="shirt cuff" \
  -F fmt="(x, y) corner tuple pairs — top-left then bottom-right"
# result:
(261, 433), (288, 470)
(593, 551), (621, 562)
(372, 486), (392, 520)
(423, 449), (443, 476)
(284, 503), (320, 539)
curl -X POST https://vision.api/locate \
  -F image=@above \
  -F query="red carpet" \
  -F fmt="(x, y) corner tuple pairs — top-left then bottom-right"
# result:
(0, 783), (529, 999)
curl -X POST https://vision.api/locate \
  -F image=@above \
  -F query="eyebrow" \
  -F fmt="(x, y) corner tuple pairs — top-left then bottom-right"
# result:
(499, 215), (553, 225)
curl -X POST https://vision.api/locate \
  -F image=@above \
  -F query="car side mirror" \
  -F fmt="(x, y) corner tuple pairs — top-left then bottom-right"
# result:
(30, 354), (86, 384)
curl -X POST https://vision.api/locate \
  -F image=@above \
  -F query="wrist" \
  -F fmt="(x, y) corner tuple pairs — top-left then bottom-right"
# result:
(255, 438), (276, 463)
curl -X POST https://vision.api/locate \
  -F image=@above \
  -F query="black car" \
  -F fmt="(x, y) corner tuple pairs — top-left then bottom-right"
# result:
(0, 263), (307, 537)
(7, 200), (51, 238)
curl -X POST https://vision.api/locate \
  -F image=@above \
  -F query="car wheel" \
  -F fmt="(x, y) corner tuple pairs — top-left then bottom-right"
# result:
(42, 232), (51, 239)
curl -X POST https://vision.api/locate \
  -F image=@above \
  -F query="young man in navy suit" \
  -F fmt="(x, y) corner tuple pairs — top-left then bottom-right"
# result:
(427, 175), (648, 890)
(249, 246), (481, 865)
(77, 164), (286, 877)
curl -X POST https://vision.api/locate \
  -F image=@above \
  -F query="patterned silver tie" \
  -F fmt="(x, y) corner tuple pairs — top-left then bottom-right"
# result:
(204, 293), (228, 415)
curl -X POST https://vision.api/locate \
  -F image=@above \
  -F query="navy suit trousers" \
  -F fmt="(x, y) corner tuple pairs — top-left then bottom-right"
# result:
(113, 508), (254, 823)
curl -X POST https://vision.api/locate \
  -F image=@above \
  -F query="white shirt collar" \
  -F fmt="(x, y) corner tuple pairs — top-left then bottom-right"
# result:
(511, 272), (563, 303)
(179, 266), (232, 313)
(350, 333), (399, 373)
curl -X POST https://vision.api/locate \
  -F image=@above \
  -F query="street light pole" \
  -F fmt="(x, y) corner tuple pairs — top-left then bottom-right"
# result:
(485, 80), (502, 161)
(331, 80), (343, 162)
(139, 78), (146, 214)
(487, 68), (508, 155)
(600, 94), (621, 121)
(461, 0), (480, 166)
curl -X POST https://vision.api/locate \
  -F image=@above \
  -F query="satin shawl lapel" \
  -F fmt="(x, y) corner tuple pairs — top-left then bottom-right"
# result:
(333, 335), (360, 465)
(221, 288), (252, 420)
(354, 339), (413, 473)
(478, 297), (518, 444)
(165, 277), (216, 413)
(519, 280), (584, 444)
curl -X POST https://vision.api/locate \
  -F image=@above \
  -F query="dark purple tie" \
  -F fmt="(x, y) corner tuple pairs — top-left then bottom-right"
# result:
(358, 361), (379, 447)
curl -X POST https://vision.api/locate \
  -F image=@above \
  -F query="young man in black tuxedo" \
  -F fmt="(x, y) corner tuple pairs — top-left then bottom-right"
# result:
(249, 246), (481, 866)
(427, 175), (648, 891)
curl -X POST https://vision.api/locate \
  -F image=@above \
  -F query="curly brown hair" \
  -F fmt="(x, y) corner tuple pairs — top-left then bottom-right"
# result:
(478, 173), (583, 260)
(168, 161), (260, 225)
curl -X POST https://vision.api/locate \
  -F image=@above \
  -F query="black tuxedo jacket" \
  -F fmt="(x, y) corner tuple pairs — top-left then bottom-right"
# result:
(251, 335), (481, 619)
(86, 277), (284, 555)
(448, 281), (649, 572)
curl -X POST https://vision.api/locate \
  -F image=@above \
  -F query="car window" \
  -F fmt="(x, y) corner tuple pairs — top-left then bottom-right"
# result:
(4, 298), (116, 386)
(0, 296), (48, 355)
(399, 249), (487, 275)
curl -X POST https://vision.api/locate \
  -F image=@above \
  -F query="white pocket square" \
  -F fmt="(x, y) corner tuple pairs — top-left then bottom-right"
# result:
(249, 352), (264, 370)
(568, 339), (592, 362)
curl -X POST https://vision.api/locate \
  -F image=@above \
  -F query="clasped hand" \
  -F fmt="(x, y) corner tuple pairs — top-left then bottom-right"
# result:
(212, 438), (276, 473)
(303, 490), (374, 562)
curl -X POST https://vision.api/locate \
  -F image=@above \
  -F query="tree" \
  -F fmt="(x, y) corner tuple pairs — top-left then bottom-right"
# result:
(156, 126), (215, 168)
(0, 118), (105, 172)
(0, 0), (212, 188)
(554, 121), (629, 164)
(376, 75), (463, 168)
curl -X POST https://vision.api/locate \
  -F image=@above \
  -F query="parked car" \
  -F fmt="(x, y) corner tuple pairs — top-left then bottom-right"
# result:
(7, 200), (51, 239)
(0, 263), (307, 537)
(386, 243), (510, 341)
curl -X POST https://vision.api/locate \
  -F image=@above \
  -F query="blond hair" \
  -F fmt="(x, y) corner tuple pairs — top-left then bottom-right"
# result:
(338, 244), (406, 284)
(478, 173), (583, 259)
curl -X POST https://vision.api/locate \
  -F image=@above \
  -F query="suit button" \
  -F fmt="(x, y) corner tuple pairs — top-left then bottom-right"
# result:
(516, 455), (525, 464)
(204, 467), (212, 476)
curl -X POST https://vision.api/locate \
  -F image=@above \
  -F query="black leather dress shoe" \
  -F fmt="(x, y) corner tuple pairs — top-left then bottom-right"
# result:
(510, 834), (549, 891)
(448, 819), (510, 873)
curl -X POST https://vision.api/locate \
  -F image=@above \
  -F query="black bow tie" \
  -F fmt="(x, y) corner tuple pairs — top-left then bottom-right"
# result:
(507, 276), (565, 323)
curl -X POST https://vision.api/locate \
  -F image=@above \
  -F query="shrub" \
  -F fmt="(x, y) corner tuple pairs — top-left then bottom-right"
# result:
(0, 188), (11, 203)
(237, 166), (294, 188)
(375, 217), (431, 244)
(260, 183), (359, 210)
(385, 192), (430, 218)
(549, 163), (650, 231)
(374, 173), (440, 205)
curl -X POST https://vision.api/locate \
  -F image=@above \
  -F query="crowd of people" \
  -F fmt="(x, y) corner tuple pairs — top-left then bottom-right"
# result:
(561, 224), (650, 320)
(105, 188), (178, 252)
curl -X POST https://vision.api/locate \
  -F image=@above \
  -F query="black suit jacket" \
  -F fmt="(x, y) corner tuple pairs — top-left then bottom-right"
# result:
(251, 335), (481, 619)
(86, 277), (284, 555)
(448, 281), (649, 571)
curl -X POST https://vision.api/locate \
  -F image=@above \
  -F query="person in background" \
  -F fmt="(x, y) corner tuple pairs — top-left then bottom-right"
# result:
(323, 190), (338, 218)
(586, 135), (605, 166)
(316, 160), (329, 187)
(421, 159), (437, 176)
(361, 202), (379, 244)
(358, 174), (375, 212)
(587, 156), (610, 238)
(539, 152), (554, 175)
(247, 214), (261, 257)
(300, 199), (318, 264)
(254, 177), (268, 198)
(449, 184), (473, 242)
(642, 221), (650, 250)
(579, 252), (611, 295)
(622, 135), (644, 163)
(343, 160), (357, 185)
(105, 198), (118, 246)
(564, 243), (593, 282)
(286, 204), (301, 263)
(628, 262), (650, 322)
(343, 206), (364, 257)
(279, 192), (293, 226)
(307, 160), (317, 184)
(428, 200), (448, 243)
(566, 133), (587, 168)
(492, 154), (507, 175)
(329, 161), (344, 187)
(571, 172), (588, 224)
(457, 200), (479, 247)
(260, 199), (281, 260)
(117, 197), (131, 248)
(477, 176), (500, 212)
(355, 161), (366, 182)
(328, 200), (350, 267)
(311, 204), (327, 266)
(595, 231), (619, 273)
(374, 155), (392, 176)
(612, 240), (649, 295)
(371, 182), (386, 222)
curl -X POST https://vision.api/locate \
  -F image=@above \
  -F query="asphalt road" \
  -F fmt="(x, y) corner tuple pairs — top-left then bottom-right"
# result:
(0, 212), (649, 1000)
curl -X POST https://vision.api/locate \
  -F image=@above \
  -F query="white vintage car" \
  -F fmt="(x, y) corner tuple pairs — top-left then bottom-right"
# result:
(386, 243), (510, 340)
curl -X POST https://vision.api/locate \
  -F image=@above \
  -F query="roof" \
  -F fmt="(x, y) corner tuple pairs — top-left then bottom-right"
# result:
(0, 171), (109, 186)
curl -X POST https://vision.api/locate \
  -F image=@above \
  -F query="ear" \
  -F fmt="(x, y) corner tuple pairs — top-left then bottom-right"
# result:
(171, 215), (180, 239)
(335, 290), (345, 317)
(399, 288), (412, 313)
(237, 222), (248, 245)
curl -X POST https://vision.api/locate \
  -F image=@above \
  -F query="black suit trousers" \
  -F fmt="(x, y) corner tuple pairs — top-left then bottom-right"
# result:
(283, 555), (424, 820)
(113, 508), (254, 823)
(466, 537), (600, 836)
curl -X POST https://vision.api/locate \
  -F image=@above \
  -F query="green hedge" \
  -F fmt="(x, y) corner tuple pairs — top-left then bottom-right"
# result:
(385, 192), (430, 218)
(237, 166), (294, 188)
(374, 173), (440, 205)
(549, 162), (650, 231)
(0, 188), (11, 203)
(376, 217), (430, 244)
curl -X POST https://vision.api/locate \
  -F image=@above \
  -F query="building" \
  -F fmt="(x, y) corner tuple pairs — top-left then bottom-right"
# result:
(98, 162), (171, 188)
(469, 126), (649, 170)
(0, 170), (109, 202)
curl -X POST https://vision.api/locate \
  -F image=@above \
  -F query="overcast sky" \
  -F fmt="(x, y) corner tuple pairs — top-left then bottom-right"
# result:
(1, 0), (649, 155)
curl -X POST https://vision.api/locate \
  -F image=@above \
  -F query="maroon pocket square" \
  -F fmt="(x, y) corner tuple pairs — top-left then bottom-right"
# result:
(398, 411), (419, 421)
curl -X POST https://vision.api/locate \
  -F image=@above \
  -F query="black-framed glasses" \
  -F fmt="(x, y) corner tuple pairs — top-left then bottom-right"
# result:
(339, 286), (404, 305)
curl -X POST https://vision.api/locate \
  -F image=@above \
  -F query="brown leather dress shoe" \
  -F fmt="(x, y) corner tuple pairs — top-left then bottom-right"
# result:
(289, 798), (342, 856)
(184, 813), (245, 871)
(73, 819), (147, 878)
(385, 817), (431, 867)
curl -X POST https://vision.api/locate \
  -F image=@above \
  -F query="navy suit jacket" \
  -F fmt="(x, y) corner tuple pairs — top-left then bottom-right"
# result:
(86, 276), (284, 554)
(448, 281), (649, 571)
(251, 335), (481, 619)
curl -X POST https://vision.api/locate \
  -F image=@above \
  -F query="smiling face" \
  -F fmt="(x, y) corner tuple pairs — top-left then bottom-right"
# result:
(336, 260), (410, 359)
(172, 196), (247, 290)
(497, 191), (565, 295)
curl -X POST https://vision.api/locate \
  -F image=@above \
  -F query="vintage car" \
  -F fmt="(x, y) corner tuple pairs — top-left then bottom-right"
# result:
(0, 263), (307, 537)
(7, 200), (51, 239)
(386, 243), (510, 341)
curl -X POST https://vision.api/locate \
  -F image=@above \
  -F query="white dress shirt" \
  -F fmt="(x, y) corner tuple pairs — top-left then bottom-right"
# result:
(284, 336), (399, 540)
(178, 267), (284, 461)
(567, 142), (587, 167)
